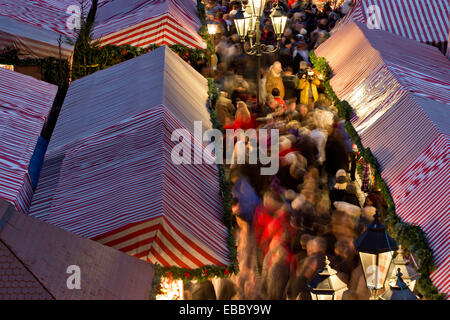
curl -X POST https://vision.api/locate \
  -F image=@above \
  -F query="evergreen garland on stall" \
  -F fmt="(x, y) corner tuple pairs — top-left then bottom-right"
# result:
(0, 47), (70, 87)
(310, 50), (445, 300)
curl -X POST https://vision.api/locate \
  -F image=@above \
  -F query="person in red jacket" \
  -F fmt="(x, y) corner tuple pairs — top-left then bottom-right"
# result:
(271, 88), (288, 112)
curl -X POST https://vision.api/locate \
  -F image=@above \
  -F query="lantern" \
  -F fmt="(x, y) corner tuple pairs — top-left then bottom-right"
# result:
(233, 7), (252, 40)
(387, 246), (420, 291)
(270, 4), (288, 39)
(354, 212), (398, 299)
(307, 256), (348, 300)
(379, 269), (418, 300)
(247, 0), (267, 17)
(207, 22), (218, 35)
(243, 11), (257, 34)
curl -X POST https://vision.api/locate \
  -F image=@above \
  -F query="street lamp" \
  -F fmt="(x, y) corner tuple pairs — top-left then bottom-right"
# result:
(354, 212), (398, 299)
(234, 0), (287, 106)
(307, 256), (348, 300)
(387, 245), (420, 292)
(207, 21), (218, 36)
(207, 21), (219, 71)
(379, 269), (418, 300)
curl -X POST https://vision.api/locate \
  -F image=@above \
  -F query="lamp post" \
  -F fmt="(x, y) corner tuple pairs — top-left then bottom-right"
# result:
(233, 0), (287, 106)
(207, 21), (218, 71)
(354, 212), (398, 299)
(387, 245), (420, 292)
(307, 256), (348, 300)
(379, 269), (418, 300)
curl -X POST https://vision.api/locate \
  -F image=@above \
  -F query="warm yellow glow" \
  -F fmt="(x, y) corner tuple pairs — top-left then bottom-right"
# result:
(207, 23), (217, 35)
(360, 251), (393, 290)
(0, 64), (14, 71)
(155, 277), (184, 300)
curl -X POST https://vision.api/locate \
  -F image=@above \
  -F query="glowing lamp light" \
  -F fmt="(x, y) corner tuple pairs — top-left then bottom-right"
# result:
(247, 0), (267, 17)
(155, 277), (184, 300)
(387, 246), (420, 292)
(233, 7), (252, 40)
(354, 212), (398, 299)
(207, 22), (218, 35)
(270, 4), (288, 39)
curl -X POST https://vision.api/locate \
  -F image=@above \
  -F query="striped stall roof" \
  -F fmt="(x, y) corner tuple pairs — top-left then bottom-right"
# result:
(29, 46), (229, 269)
(0, 1), (92, 59)
(447, 31), (450, 59)
(334, 0), (450, 54)
(93, 0), (206, 49)
(316, 21), (450, 298)
(0, 67), (57, 213)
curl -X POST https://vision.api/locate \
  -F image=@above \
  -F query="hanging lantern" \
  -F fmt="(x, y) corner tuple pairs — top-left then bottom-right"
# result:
(270, 4), (288, 39)
(354, 212), (398, 299)
(379, 269), (418, 300)
(247, 0), (267, 17)
(307, 256), (348, 300)
(207, 22), (218, 35)
(233, 7), (252, 41)
(387, 246), (420, 292)
(243, 11), (257, 34)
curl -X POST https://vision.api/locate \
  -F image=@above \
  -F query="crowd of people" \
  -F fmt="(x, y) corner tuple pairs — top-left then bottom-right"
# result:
(185, 0), (390, 301)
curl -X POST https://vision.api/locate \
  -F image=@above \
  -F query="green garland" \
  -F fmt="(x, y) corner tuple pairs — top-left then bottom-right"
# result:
(0, 47), (70, 87)
(310, 50), (445, 300)
(71, 41), (209, 81)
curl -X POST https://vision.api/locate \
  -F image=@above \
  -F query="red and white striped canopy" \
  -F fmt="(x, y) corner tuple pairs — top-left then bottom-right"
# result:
(447, 32), (450, 59)
(334, 0), (449, 54)
(29, 46), (229, 269)
(93, 0), (206, 49)
(0, 0), (91, 59)
(316, 21), (450, 298)
(0, 68), (57, 213)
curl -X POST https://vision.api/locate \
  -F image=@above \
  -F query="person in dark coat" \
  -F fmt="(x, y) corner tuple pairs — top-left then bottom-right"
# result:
(325, 129), (349, 188)
(292, 42), (310, 75)
(329, 169), (348, 209)
(343, 183), (361, 207)
(295, 131), (319, 168)
(284, 233), (313, 299)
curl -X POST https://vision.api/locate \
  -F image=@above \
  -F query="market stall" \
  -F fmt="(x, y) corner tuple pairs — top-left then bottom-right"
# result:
(0, 0), (92, 60)
(93, 0), (206, 49)
(0, 67), (57, 212)
(316, 20), (450, 298)
(334, 0), (449, 54)
(28, 46), (229, 270)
